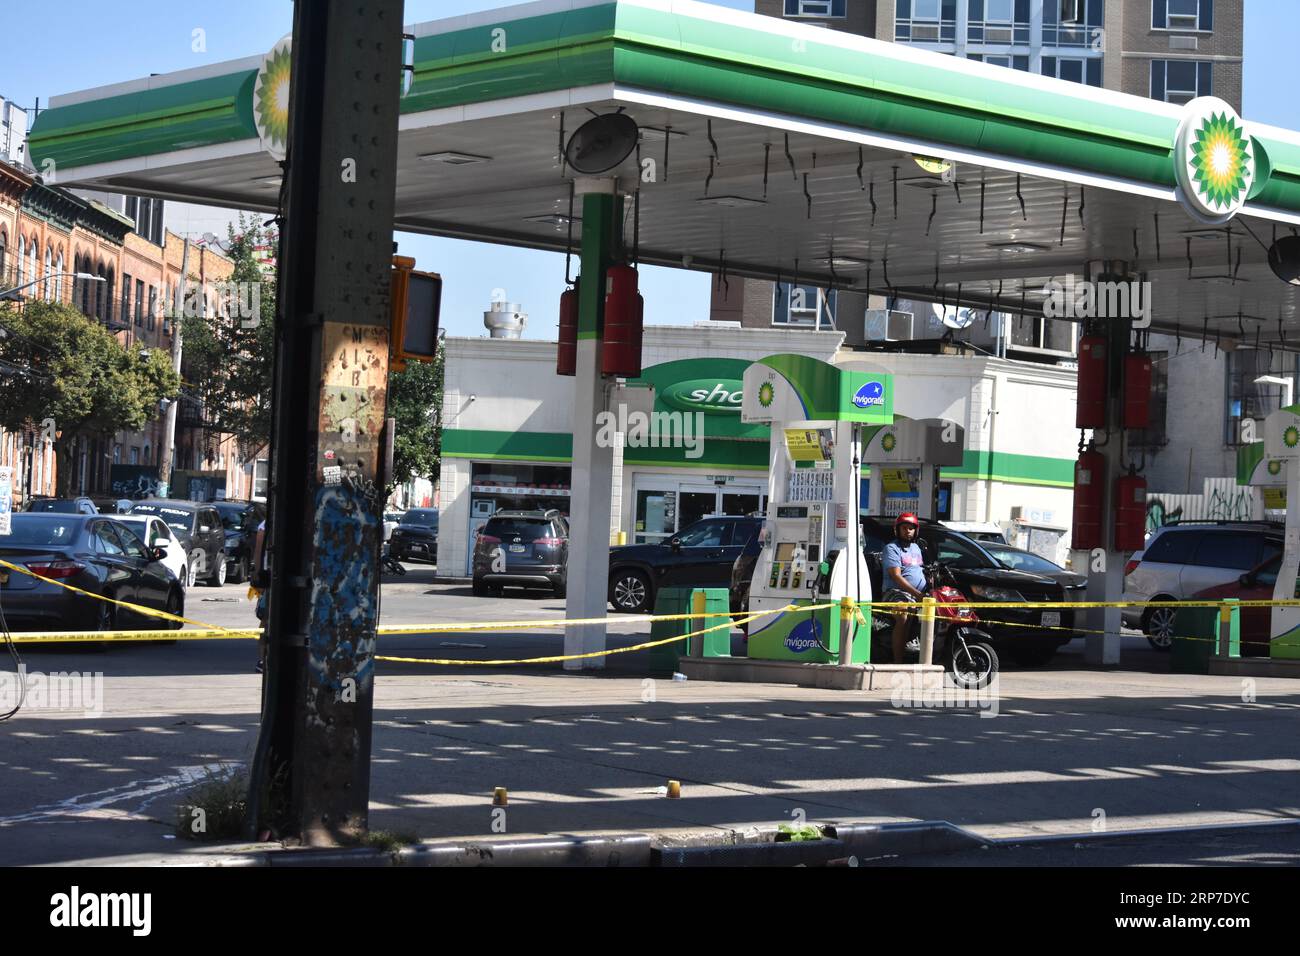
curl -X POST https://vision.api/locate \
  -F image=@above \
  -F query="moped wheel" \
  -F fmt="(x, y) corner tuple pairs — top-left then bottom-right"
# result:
(949, 640), (999, 690)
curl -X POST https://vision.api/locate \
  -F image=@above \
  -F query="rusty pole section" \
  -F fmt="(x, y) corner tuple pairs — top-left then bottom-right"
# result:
(249, 0), (403, 844)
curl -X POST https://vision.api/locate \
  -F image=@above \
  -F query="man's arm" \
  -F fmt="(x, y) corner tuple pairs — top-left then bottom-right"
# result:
(887, 565), (926, 599)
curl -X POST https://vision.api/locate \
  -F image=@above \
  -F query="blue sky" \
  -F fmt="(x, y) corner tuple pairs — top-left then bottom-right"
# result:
(4, 0), (1296, 339)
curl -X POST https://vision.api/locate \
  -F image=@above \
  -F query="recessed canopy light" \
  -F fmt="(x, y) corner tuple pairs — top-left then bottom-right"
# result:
(417, 151), (491, 165)
(817, 255), (870, 268)
(696, 195), (766, 209)
(524, 214), (580, 228)
(989, 241), (1050, 254)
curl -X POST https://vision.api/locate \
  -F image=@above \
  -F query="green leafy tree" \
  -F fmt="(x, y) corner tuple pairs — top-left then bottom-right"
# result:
(0, 300), (181, 496)
(179, 215), (277, 452)
(386, 341), (444, 496)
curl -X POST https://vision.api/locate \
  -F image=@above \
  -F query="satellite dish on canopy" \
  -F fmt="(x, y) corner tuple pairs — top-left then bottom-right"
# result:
(564, 112), (639, 175)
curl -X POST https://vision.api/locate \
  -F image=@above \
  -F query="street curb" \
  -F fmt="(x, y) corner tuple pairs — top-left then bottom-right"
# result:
(982, 817), (1300, 849)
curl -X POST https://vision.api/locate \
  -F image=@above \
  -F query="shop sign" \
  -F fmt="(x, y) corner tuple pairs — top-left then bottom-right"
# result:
(659, 379), (745, 415)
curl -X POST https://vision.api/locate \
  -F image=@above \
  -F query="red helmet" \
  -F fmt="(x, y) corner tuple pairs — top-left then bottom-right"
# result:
(894, 512), (919, 529)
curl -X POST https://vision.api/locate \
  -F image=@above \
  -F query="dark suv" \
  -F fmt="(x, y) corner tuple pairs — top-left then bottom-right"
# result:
(862, 516), (1079, 666)
(472, 510), (568, 597)
(129, 499), (228, 587)
(213, 500), (266, 584)
(389, 508), (439, 564)
(609, 516), (764, 614)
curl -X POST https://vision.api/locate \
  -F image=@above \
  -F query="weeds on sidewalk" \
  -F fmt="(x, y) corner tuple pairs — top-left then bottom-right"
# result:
(175, 766), (248, 841)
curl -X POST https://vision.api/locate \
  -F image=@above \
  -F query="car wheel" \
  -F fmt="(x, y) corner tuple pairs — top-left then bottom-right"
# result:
(1143, 605), (1177, 651)
(228, 556), (248, 585)
(208, 555), (228, 587)
(186, 558), (199, 589)
(609, 569), (652, 614)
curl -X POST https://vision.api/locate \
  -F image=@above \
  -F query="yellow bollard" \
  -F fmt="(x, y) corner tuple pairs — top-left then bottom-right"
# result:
(666, 780), (681, 799)
(493, 787), (508, 807)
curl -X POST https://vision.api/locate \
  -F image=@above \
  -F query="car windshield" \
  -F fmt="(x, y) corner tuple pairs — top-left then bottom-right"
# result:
(27, 500), (79, 513)
(2, 516), (79, 546)
(676, 521), (730, 548)
(116, 517), (167, 544)
(130, 504), (194, 536)
(213, 505), (247, 530)
(984, 545), (1064, 575)
(400, 510), (438, 528)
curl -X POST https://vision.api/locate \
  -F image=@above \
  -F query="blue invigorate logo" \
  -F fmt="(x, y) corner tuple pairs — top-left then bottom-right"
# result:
(784, 618), (824, 654)
(853, 381), (884, 408)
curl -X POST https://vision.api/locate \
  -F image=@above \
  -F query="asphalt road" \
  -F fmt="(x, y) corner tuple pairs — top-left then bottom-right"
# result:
(2, 563), (1297, 866)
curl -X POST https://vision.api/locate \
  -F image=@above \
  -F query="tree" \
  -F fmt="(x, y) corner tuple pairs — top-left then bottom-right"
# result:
(179, 215), (277, 452)
(0, 300), (181, 496)
(385, 341), (444, 497)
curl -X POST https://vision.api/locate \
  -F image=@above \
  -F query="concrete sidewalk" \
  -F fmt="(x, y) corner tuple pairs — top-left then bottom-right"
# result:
(2, 659), (1299, 866)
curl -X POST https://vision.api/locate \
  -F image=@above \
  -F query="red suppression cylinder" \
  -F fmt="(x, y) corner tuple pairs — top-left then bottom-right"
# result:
(1072, 449), (1106, 551)
(601, 264), (644, 377)
(1113, 473), (1148, 552)
(1075, 334), (1108, 429)
(1123, 352), (1153, 430)
(556, 279), (579, 377)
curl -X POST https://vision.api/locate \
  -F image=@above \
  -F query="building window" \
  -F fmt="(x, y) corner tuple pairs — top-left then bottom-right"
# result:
(785, 0), (847, 17)
(14, 235), (23, 287)
(135, 278), (144, 326)
(54, 251), (63, 303)
(43, 244), (52, 300)
(897, 0), (958, 42)
(773, 283), (837, 328)
(967, 0), (1031, 45)
(1226, 351), (1298, 446)
(1153, 0), (1212, 32)
(254, 459), (270, 499)
(148, 285), (157, 330)
(0, 230), (6, 280)
(122, 274), (132, 326)
(1042, 0), (1102, 46)
(113, 445), (121, 465)
(1151, 59), (1211, 103)
(1043, 55), (1102, 86)
(130, 447), (140, 465)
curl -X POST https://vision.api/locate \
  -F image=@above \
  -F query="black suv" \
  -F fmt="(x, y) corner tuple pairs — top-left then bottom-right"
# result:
(129, 499), (228, 587)
(213, 500), (266, 584)
(472, 510), (568, 597)
(389, 508), (439, 564)
(861, 516), (1078, 666)
(609, 516), (764, 614)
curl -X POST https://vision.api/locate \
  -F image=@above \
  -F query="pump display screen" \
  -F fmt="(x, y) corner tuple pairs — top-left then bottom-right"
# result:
(777, 506), (808, 519)
(775, 542), (796, 562)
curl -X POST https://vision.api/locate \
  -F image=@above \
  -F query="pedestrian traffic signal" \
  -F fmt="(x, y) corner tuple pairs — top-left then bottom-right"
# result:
(390, 255), (442, 371)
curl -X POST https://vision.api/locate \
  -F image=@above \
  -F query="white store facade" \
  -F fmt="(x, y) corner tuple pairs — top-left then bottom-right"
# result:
(436, 324), (1082, 577)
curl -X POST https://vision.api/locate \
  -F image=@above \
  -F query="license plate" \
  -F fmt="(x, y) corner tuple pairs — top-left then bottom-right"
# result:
(1041, 611), (1061, 627)
(509, 544), (526, 553)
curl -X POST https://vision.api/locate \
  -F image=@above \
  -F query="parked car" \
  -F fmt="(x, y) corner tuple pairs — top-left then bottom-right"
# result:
(861, 516), (1073, 666)
(389, 508), (439, 563)
(112, 514), (190, 591)
(212, 500), (266, 584)
(610, 515), (764, 614)
(1122, 521), (1283, 650)
(127, 500), (228, 587)
(472, 509), (568, 597)
(22, 497), (98, 515)
(1187, 552), (1281, 658)
(383, 511), (404, 543)
(0, 514), (183, 632)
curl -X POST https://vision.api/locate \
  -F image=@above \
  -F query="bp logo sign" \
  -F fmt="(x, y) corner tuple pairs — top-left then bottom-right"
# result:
(1285, 425), (1300, 450)
(254, 35), (293, 160)
(881, 431), (897, 452)
(660, 379), (743, 415)
(758, 381), (775, 408)
(1268, 459), (1283, 476)
(1175, 97), (1254, 224)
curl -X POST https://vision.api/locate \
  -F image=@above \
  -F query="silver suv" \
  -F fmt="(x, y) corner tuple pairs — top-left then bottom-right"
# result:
(1122, 522), (1282, 650)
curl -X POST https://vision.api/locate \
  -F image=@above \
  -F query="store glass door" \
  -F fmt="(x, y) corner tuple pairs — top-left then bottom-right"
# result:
(720, 491), (762, 517)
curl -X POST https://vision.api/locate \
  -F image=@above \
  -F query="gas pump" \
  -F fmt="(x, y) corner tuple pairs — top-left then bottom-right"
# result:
(1259, 407), (1300, 660)
(740, 355), (893, 664)
(859, 417), (966, 519)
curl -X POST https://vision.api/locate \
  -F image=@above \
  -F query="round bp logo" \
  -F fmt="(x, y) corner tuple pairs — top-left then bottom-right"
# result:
(758, 381), (775, 408)
(1175, 97), (1254, 225)
(853, 380), (885, 409)
(1269, 459), (1283, 476)
(1285, 425), (1300, 449)
(254, 35), (293, 160)
(660, 379), (743, 415)
(881, 431), (897, 452)
(784, 618), (824, 654)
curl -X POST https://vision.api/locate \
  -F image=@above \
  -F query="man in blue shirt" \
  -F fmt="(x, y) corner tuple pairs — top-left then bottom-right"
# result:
(881, 512), (927, 664)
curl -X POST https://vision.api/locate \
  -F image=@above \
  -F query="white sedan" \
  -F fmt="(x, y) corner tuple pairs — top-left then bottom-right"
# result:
(114, 515), (190, 589)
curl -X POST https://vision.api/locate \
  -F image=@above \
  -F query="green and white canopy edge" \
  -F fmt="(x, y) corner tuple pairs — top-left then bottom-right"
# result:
(27, 0), (1300, 342)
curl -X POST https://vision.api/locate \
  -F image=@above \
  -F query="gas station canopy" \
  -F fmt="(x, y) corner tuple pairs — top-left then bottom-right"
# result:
(28, 0), (1300, 341)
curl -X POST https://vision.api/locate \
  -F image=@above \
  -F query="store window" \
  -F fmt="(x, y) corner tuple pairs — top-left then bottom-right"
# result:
(1151, 60), (1211, 104)
(470, 462), (571, 515)
(633, 477), (765, 544)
